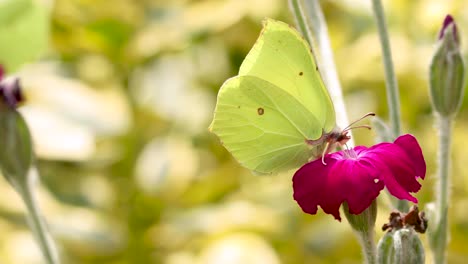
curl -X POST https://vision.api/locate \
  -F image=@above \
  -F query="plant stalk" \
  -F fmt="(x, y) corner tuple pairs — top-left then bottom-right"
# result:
(357, 229), (377, 264)
(370, 0), (401, 137)
(432, 115), (452, 264)
(18, 175), (59, 264)
(289, 0), (314, 45)
(289, 0), (353, 146)
(370, 0), (407, 212)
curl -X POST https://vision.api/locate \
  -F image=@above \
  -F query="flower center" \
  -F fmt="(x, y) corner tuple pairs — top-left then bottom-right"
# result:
(343, 149), (359, 160)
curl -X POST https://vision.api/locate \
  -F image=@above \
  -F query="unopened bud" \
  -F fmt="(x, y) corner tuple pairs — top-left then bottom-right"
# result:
(377, 228), (425, 264)
(378, 207), (426, 264)
(0, 70), (32, 190)
(429, 15), (465, 117)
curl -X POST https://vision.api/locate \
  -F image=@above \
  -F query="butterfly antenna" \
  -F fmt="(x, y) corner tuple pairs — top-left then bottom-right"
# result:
(342, 112), (375, 131)
(343, 125), (372, 132)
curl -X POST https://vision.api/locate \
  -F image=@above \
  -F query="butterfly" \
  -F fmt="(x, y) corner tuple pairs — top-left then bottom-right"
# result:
(209, 18), (371, 174)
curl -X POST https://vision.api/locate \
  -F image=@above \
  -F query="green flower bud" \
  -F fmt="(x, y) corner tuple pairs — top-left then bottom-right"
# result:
(0, 69), (59, 264)
(378, 206), (426, 264)
(429, 15), (466, 117)
(377, 232), (394, 264)
(343, 200), (377, 233)
(377, 228), (425, 264)
(0, 74), (33, 191)
(0, 106), (33, 188)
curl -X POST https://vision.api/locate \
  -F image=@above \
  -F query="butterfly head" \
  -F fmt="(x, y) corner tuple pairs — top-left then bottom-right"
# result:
(320, 112), (376, 165)
(327, 130), (351, 146)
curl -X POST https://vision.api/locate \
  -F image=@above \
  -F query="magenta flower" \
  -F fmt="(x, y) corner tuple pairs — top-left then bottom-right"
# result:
(293, 134), (426, 221)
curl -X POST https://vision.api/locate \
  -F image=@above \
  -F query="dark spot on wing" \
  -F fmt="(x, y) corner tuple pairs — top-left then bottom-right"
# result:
(299, 71), (303, 76)
(315, 65), (319, 71)
(237, 105), (240, 109)
(257, 107), (264, 115)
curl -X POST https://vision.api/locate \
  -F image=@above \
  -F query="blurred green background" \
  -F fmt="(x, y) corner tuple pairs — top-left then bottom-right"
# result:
(0, 0), (467, 263)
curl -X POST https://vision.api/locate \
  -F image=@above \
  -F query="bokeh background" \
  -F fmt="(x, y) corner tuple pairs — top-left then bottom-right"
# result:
(0, 0), (467, 263)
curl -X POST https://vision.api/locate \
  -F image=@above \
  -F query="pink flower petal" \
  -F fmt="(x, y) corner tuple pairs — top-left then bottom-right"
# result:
(394, 134), (426, 179)
(325, 156), (384, 218)
(367, 143), (421, 192)
(292, 156), (335, 215)
(291, 134), (426, 220)
(319, 161), (347, 220)
(363, 144), (420, 202)
(380, 164), (418, 203)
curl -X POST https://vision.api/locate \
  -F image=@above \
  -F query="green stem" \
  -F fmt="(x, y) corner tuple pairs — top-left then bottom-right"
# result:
(370, 0), (401, 137)
(344, 201), (378, 264)
(18, 178), (59, 264)
(370, 0), (407, 212)
(357, 230), (377, 264)
(289, 0), (353, 146)
(289, 0), (314, 45)
(433, 115), (452, 264)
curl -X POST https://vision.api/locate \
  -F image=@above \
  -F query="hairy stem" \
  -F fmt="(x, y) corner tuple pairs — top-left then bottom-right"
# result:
(18, 175), (59, 264)
(370, 0), (407, 212)
(289, 0), (314, 45)
(432, 115), (452, 264)
(370, 0), (401, 137)
(289, 0), (353, 146)
(357, 230), (377, 264)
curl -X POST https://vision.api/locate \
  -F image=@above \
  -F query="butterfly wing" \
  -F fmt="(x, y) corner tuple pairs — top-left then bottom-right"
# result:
(239, 18), (335, 134)
(210, 76), (323, 174)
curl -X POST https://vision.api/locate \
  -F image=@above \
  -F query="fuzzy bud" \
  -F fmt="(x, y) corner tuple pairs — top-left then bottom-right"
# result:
(429, 15), (466, 117)
(0, 72), (32, 190)
(377, 228), (425, 264)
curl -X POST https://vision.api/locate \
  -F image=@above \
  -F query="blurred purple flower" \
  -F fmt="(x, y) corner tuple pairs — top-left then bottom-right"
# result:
(0, 65), (23, 108)
(293, 134), (426, 221)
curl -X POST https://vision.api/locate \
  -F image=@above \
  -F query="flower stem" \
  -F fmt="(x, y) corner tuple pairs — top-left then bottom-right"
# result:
(344, 201), (378, 264)
(370, 0), (407, 212)
(18, 177), (59, 264)
(370, 0), (401, 137)
(289, 0), (353, 146)
(288, 0), (314, 45)
(432, 115), (452, 264)
(357, 230), (377, 264)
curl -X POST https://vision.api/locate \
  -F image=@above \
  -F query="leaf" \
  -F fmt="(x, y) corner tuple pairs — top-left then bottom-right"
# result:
(0, 0), (49, 72)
